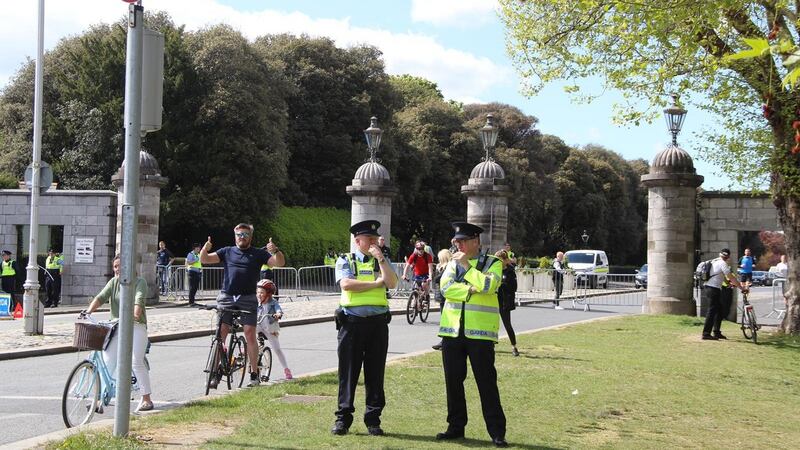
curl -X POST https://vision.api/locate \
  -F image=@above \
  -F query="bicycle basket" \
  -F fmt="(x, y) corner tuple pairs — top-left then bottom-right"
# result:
(73, 322), (111, 350)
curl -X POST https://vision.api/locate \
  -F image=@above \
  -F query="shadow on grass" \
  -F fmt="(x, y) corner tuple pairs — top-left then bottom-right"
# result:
(758, 334), (800, 352)
(495, 350), (588, 362)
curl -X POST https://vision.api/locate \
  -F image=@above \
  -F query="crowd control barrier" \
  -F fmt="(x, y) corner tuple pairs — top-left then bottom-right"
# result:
(515, 269), (644, 311)
(766, 278), (787, 319)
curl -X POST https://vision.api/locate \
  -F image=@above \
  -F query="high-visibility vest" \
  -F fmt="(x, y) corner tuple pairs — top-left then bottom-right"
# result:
(340, 254), (388, 308)
(46, 255), (62, 271)
(1, 260), (15, 277)
(438, 255), (502, 342)
(261, 263), (274, 271)
(324, 254), (337, 267)
(188, 252), (202, 270)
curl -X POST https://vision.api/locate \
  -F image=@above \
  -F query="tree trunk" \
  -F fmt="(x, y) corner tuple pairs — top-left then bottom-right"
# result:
(777, 182), (800, 334)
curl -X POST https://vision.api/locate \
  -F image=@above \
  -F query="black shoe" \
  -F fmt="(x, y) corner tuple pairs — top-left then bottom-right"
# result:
(331, 423), (349, 435)
(367, 426), (385, 436)
(436, 429), (464, 440)
(432, 341), (443, 351)
(701, 334), (718, 340)
(492, 437), (509, 447)
(713, 333), (728, 340)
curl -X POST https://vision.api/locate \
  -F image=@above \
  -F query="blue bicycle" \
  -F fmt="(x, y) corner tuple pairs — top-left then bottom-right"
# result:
(62, 315), (145, 428)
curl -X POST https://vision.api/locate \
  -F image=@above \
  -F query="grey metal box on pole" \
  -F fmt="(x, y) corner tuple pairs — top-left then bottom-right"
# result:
(140, 28), (164, 133)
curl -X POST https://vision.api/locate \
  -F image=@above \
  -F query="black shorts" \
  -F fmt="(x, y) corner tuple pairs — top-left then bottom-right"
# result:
(740, 272), (753, 283)
(216, 292), (258, 327)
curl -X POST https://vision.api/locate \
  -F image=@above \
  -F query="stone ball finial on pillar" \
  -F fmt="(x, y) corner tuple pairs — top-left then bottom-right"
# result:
(461, 159), (512, 253)
(346, 161), (396, 252)
(641, 143), (703, 315)
(111, 150), (168, 305)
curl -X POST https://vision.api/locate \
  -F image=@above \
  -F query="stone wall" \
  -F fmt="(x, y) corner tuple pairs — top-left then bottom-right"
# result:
(0, 189), (117, 305)
(698, 191), (780, 260)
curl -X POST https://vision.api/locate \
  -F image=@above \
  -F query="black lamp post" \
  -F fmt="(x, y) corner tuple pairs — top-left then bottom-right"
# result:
(581, 230), (589, 246)
(480, 113), (499, 161)
(364, 116), (382, 162)
(663, 94), (687, 146)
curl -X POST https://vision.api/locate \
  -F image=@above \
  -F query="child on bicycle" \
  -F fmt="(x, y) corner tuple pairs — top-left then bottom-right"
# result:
(256, 279), (293, 380)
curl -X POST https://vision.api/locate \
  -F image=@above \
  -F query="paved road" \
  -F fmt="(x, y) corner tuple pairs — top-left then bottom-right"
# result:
(0, 302), (641, 446)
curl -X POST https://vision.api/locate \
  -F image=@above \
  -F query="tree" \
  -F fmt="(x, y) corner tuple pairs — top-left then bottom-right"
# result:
(500, 1), (800, 332)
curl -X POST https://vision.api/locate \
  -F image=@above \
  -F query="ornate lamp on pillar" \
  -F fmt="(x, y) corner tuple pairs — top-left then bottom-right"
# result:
(640, 95), (704, 315)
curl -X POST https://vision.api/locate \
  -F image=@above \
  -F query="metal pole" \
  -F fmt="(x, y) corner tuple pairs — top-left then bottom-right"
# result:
(23, 0), (46, 335)
(114, 1), (144, 437)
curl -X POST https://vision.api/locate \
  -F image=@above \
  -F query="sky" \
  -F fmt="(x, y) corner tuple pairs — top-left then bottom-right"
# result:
(0, 0), (743, 189)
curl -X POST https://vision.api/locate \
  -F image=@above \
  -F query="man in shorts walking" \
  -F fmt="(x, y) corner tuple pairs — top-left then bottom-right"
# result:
(201, 223), (285, 386)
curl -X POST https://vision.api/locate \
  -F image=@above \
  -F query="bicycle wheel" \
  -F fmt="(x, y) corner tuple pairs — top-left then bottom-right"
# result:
(62, 360), (100, 428)
(406, 291), (419, 324)
(230, 334), (248, 388)
(258, 338), (273, 382)
(741, 308), (755, 340)
(747, 309), (759, 344)
(419, 293), (430, 323)
(204, 339), (223, 395)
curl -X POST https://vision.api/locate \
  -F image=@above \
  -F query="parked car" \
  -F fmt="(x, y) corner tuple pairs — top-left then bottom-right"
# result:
(751, 271), (768, 286)
(765, 271), (780, 286)
(635, 264), (648, 289)
(564, 250), (609, 289)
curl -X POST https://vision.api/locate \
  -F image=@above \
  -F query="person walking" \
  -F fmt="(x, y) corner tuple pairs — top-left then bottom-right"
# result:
(200, 224), (285, 387)
(496, 250), (519, 357)
(503, 242), (517, 266)
(83, 254), (154, 412)
(552, 251), (566, 309)
(436, 221), (508, 448)
(331, 220), (398, 436)
(156, 241), (174, 296)
(1, 250), (19, 310)
(738, 248), (755, 284)
(186, 243), (202, 306)
(702, 248), (744, 340)
(44, 249), (64, 308)
(255, 279), (292, 380)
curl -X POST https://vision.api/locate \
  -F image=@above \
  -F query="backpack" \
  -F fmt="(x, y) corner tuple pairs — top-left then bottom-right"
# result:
(695, 259), (714, 282)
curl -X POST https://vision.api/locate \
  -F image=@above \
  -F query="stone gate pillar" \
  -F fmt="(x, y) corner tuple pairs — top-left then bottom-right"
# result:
(111, 151), (168, 305)
(641, 145), (703, 315)
(461, 160), (511, 253)
(346, 162), (397, 251)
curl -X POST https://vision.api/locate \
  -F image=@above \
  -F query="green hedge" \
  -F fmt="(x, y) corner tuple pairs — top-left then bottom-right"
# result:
(0, 172), (18, 189)
(255, 206), (351, 267)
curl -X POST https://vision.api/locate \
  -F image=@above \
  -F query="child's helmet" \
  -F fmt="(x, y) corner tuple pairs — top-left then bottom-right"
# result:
(256, 279), (276, 294)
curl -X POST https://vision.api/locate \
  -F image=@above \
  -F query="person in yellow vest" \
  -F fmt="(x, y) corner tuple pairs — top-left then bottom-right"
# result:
(436, 222), (508, 448)
(324, 248), (337, 267)
(1, 250), (19, 309)
(44, 248), (64, 308)
(186, 243), (202, 306)
(331, 220), (398, 437)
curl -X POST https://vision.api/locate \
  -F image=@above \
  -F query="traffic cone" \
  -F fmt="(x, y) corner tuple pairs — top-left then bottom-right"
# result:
(12, 302), (22, 319)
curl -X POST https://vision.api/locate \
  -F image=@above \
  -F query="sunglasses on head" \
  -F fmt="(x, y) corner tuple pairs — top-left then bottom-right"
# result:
(235, 232), (251, 238)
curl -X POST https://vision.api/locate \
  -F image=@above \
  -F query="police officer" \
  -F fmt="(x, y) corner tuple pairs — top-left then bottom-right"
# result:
(436, 222), (508, 447)
(1, 250), (19, 309)
(331, 220), (398, 436)
(44, 248), (64, 308)
(186, 243), (202, 306)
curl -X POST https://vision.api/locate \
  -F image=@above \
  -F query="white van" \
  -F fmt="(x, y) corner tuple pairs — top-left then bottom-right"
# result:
(564, 250), (610, 289)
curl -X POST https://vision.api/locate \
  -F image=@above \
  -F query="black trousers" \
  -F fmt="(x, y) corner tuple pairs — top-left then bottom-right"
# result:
(1, 277), (16, 309)
(45, 271), (61, 306)
(702, 286), (722, 335)
(553, 272), (564, 304)
(499, 308), (516, 346)
(335, 318), (389, 428)
(188, 271), (201, 304)
(714, 287), (733, 333)
(441, 334), (506, 439)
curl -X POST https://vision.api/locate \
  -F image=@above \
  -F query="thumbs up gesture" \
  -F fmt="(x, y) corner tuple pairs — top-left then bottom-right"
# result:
(203, 236), (212, 252)
(266, 237), (279, 254)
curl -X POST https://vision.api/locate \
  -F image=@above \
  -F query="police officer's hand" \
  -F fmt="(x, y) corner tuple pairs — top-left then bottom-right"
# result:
(266, 237), (279, 254)
(452, 251), (470, 269)
(203, 236), (212, 252)
(368, 244), (384, 262)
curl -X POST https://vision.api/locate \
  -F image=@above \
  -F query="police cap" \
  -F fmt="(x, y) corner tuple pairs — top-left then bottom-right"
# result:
(349, 220), (381, 237)
(1, 250), (11, 256)
(451, 222), (483, 240)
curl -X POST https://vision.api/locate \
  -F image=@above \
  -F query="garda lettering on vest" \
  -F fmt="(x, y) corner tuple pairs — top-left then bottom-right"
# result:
(340, 255), (388, 307)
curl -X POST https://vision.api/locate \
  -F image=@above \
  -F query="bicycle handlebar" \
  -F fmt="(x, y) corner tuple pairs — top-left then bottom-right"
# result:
(193, 303), (253, 314)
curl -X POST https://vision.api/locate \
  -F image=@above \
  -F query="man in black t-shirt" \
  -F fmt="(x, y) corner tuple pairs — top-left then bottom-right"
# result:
(201, 223), (285, 386)
(156, 241), (174, 295)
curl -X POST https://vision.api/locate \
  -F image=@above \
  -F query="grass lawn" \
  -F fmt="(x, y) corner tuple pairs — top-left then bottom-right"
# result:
(50, 315), (800, 449)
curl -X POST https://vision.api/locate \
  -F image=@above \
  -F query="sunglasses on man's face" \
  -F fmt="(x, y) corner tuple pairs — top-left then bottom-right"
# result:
(235, 232), (251, 238)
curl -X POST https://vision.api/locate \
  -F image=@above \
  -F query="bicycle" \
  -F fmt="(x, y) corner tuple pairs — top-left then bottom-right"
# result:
(740, 285), (760, 344)
(197, 304), (250, 395)
(256, 332), (273, 383)
(405, 277), (431, 324)
(62, 314), (146, 428)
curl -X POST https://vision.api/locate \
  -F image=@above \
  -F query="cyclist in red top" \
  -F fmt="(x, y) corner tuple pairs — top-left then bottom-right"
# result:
(402, 241), (434, 294)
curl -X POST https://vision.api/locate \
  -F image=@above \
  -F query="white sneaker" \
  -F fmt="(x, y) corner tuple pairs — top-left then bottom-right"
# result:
(554, 305), (564, 310)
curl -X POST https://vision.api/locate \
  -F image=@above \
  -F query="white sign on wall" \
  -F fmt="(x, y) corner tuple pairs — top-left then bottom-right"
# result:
(74, 237), (94, 264)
